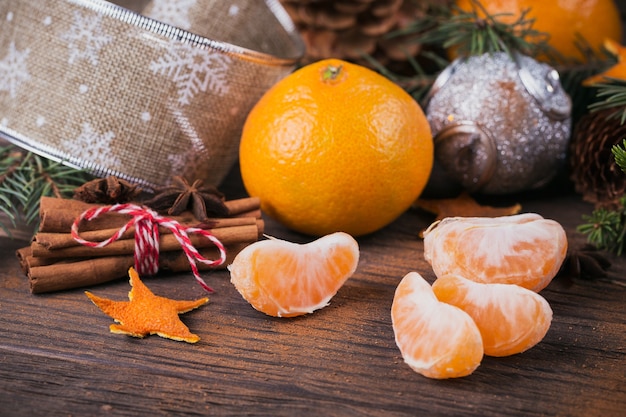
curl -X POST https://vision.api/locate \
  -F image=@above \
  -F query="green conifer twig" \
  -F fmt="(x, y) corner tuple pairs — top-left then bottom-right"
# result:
(588, 78), (626, 124)
(577, 196), (626, 256)
(366, 0), (556, 102)
(577, 143), (626, 256)
(0, 143), (91, 237)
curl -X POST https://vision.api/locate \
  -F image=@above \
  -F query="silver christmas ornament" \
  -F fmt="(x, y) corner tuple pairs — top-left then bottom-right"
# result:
(425, 52), (572, 195)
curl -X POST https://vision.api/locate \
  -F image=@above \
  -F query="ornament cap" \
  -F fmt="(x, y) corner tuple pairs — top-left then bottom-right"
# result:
(434, 121), (497, 192)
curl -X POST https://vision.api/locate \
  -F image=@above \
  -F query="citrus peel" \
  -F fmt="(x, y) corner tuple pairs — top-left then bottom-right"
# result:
(86, 267), (208, 343)
(413, 192), (522, 237)
(583, 39), (626, 86)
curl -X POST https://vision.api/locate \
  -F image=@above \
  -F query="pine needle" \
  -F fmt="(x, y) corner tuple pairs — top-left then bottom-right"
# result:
(423, 1), (554, 59)
(578, 197), (626, 256)
(0, 143), (92, 237)
(612, 139), (626, 174)
(363, 0), (556, 102)
(588, 78), (626, 124)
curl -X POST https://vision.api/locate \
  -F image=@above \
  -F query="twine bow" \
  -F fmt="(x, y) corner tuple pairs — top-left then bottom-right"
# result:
(71, 203), (226, 292)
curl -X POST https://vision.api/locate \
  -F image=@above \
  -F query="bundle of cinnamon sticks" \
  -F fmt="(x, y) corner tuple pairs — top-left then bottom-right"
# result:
(16, 196), (263, 294)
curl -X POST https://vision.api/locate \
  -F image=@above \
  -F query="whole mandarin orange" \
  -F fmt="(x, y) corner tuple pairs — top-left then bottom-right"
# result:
(239, 59), (433, 237)
(455, 0), (623, 62)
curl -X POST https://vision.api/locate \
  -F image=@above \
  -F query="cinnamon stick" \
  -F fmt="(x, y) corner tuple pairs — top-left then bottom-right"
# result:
(226, 196), (261, 216)
(31, 221), (264, 259)
(22, 195), (263, 293)
(34, 217), (263, 251)
(38, 196), (261, 233)
(27, 243), (247, 294)
(16, 246), (59, 273)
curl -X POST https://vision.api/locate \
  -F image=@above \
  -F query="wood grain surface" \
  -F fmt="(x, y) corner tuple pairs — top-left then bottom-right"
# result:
(0, 170), (625, 417)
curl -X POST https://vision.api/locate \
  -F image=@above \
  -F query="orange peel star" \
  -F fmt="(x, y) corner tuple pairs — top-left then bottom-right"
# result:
(85, 267), (208, 343)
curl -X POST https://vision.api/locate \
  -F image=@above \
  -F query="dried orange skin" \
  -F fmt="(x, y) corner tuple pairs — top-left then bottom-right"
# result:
(391, 272), (484, 379)
(423, 213), (568, 292)
(432, 274), (553, 357)
(85, 268), (208, 343)
(239, 58), (433, 237)
(228, 232), (359, 318)
(455, 0), (623, 63)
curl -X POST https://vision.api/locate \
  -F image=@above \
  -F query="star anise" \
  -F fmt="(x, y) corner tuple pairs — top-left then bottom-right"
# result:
(73, 176), (142, 204)
(558, 243), (612, 283)
(143, 176), (228, 222)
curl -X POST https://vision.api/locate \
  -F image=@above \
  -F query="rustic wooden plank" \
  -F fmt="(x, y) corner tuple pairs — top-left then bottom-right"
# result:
(1, 182), (625, 416)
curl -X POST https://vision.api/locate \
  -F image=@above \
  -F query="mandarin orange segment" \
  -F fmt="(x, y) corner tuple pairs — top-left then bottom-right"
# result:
(391, 272), (483, 379)
(432, 274), (553, 357)
(228, 232), (359, 317)
(423, 213), (567, 292)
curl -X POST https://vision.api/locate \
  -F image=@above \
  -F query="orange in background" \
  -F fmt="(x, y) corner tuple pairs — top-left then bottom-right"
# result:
(455, 0), (623, 62)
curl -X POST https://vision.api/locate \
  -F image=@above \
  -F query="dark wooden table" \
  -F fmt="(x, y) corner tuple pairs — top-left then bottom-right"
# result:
(1, 169), (625, 417)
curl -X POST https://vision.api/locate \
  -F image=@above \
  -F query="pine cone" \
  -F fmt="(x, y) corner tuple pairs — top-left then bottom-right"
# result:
(569, 108), (626, 209)
(280, 0), (450, 68)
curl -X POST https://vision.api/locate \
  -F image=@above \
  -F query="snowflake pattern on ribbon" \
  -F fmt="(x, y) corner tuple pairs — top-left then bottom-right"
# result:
(60, 10), (112, 66)
(166, 118), (206, 174)
(149, 41), (232, 106)
(63, 123), (121, 169)
(147, 0), (197, 30)
(0, 42), (31, 99)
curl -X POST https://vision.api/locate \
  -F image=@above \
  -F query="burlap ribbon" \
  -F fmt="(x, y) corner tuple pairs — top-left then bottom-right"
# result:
(0, 0), (304, 189)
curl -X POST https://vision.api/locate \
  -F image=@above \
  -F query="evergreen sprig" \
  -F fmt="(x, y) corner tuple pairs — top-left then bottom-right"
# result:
(369, 0), (556, 102)
(391, 0), (554, 60)
(588, 78), (626, 124)
(612, 139), (626, 173)
(577, 137), (626, 256)
(577, 196), (626, 256)
(437, 4), (552, 59)
(0, 143), (91, 237)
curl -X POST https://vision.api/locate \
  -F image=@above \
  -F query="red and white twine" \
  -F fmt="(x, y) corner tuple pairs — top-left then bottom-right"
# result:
(71, 203), (226, 292)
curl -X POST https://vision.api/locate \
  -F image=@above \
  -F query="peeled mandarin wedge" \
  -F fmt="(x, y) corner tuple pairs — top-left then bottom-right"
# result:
(391, 272), (484, 379)
(228, 232), (359, 318)
(423, 213), (567, 292)
(432, 274), (553, 357)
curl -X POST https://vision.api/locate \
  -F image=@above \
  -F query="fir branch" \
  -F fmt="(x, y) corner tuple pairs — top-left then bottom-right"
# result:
(0, 143), (91, 237)
(588, 78), (626, 124)
(371, 0), (556, 101)
(612, 139), (626, 174)
(577, 196), (626, 256)
(410, 0), (554, 60)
